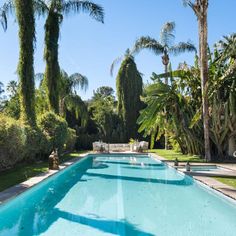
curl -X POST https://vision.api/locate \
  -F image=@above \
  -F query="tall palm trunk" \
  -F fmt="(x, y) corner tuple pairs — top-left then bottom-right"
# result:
(44, 11), (60, 114)
(162, 52), (169, 149)
(14, 0), (36, 126)
(198, 0), (211, 161)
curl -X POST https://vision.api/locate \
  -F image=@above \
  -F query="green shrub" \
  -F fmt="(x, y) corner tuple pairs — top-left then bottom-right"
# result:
(38, 112), (68, 153)
(23, 126), (50, 161)
(65, 128), (77, 151)
(0, 115), (25, 171)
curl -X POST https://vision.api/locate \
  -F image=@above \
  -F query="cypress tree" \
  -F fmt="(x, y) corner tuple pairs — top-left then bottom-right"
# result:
(15, 0), (36, 126)
(116, 54), (143, 141)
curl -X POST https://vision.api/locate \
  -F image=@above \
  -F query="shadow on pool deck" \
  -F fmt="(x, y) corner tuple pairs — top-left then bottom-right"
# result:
(85, 172), (193, 186)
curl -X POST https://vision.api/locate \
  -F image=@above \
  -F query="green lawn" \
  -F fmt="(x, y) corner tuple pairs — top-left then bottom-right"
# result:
(214, 177), (236, 189)
(0, 151), (89, 192)
(148, 149), (203, 162)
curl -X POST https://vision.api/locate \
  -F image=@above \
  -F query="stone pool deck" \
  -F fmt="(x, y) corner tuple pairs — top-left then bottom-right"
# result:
(152, 153), (236, 201)
(0, 153), (89, 204)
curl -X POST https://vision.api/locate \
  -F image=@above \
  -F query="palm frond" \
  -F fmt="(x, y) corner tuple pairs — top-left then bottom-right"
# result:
(33, 0), (49, 18)
(132, 36), (164, 56)
(169, 41), (197, 55)
(0, 0), (14, 31)
(69, 72), (88, 92)
(110, 56), (123, 76)
(64, 94), (88, 126)
(62, 0), (104, 23)
(160, 21), (175, 47)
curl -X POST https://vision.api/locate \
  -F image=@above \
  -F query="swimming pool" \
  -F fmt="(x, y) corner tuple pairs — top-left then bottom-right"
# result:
(0, 154), (236, 236)
(186, 165), (229, 172)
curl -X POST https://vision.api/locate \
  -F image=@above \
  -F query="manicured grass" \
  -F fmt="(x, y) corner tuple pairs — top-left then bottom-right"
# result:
(0, 151), (89, 192)
(214, 177), (236, 189)
(148, 149), (203, 162)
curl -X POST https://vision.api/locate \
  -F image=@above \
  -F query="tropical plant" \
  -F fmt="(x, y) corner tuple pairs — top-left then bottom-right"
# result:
(33, 0), (104, 113)
(0, 1), (10, 31)
(140, 43), (236, 160)
(132, 21), (196, 83)
(183, 0), (211, 161)
(111, 49), (143, 142)
(138, 69), (204, 155)
(132, 21), (196, 149)
(59, 70), (88, 124)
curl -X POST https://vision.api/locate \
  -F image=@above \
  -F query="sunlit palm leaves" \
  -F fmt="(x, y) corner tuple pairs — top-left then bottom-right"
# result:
(132, 21), (196, 68)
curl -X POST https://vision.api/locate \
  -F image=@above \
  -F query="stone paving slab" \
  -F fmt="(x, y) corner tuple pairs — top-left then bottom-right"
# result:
(151, 153), (236, 201)
(0, 153), (90, 204)
(194, 176), (236, 200)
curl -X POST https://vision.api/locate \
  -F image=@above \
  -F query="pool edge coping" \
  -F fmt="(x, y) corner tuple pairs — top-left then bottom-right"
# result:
(151, 153), (236, 201)
(0, 151), (145, 204)
(1, 151), (236, 204)
(0, 152), (92, 205)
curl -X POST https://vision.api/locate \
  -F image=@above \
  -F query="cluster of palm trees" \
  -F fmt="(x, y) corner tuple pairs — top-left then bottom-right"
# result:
(1, 0), (234, 161)
(137, 0), (236, 161)
(0, 0), (104, 126)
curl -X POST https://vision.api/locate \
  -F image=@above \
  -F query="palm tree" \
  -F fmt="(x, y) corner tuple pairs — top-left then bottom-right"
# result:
(34, 0), (104, 114)
(132, 21), (196, 149)
(132, 21), (196, 85)
(183, 0), (211, 161)
(59, 70), (88, 123)
(14, 0), (36, 126)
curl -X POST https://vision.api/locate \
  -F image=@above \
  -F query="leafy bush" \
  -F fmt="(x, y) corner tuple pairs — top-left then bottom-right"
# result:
(65, 128), (77, 151)
(23, 126), (50, 161)
(38, 112), (68, 152)
(0, 115), (25, 171)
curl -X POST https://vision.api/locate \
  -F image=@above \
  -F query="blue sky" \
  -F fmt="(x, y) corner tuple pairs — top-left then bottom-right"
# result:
(0, 0), (235, 99)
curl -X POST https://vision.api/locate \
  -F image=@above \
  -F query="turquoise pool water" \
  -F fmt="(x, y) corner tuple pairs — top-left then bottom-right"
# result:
(189, 165), (224, 172)
(0, 154), (236, 236)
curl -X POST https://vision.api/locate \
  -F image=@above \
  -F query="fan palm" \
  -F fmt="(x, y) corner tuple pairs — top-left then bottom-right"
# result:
(183, 0), (211, 161)
(132, 21), (196, 85)
(33, 0), (104, 114)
